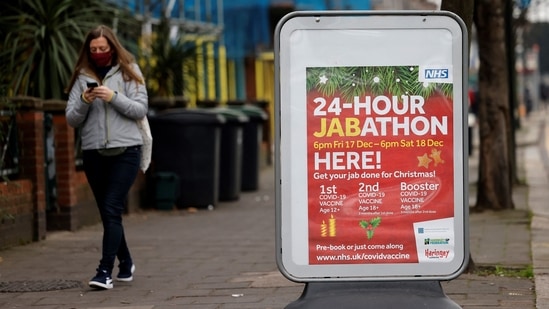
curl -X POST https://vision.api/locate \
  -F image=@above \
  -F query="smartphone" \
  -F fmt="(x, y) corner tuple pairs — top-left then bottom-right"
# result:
(87, 82), (98, 89)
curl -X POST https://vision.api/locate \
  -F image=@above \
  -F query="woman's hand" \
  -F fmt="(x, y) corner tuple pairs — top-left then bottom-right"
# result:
(82, 87), (97, 103)
(88, 85), (115, 102)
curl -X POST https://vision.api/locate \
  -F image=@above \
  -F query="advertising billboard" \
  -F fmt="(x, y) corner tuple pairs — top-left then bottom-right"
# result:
(275, 11), (468, 281)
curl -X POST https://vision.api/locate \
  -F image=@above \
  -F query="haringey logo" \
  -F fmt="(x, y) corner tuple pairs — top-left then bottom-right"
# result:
(424, 248), (450, 259)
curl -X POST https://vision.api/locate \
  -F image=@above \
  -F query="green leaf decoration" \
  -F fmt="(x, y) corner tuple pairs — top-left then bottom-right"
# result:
(359, 217), (382, 240)
(307, 66), (453, 102)
(370, 217), (381, 228)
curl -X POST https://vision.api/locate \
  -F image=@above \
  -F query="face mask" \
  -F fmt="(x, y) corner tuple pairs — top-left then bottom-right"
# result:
(90, 51), (112, 67)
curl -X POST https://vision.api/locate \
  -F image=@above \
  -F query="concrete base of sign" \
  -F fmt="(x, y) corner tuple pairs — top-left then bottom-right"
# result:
(285, 281), (461, 309)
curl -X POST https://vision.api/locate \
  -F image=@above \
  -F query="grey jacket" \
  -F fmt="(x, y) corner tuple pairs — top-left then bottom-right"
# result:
(66, 64), (148, 150)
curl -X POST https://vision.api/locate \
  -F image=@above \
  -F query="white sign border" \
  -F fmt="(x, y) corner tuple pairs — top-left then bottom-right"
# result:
(274, 11), (469, 282)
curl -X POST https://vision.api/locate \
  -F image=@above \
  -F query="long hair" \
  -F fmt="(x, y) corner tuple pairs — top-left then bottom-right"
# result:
(65, 25), (143, 93)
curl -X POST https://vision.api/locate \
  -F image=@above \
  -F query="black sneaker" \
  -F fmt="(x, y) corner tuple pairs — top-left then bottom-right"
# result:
(89, 269), (113, 289)
(116, 262), (135, 282)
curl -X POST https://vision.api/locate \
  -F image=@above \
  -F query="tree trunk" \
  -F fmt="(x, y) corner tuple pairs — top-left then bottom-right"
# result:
(474, 0), (514, 210)
(441, 0), (474, 45)
(441, 0), (476, 273)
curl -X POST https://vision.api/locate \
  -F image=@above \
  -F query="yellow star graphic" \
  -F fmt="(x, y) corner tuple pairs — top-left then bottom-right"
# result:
(429, 148), (445, 166)
(417, 153), (432, 168)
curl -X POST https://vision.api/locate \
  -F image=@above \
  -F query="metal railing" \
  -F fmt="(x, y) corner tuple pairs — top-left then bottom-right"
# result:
(0, 109), (19, 178)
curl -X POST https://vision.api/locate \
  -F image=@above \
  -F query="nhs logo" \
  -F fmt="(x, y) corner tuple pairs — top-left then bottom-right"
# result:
(419, 65), (453, 83)
(425, 69), (449, 79)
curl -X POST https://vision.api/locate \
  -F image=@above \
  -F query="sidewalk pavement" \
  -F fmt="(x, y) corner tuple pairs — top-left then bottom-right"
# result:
(1, 111), (549, 309)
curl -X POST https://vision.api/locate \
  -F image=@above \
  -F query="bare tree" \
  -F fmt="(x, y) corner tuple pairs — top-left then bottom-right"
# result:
(441, 0), (474, 45)
(440, 0), (477, 272)
(473, 0), (514, 210)
(442, 0), (516, 274)
(443, 0), (514, 211)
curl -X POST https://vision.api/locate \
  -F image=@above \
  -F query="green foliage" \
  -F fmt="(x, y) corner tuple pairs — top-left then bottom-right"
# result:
(0, 0), (140, 100)
(475, 264), (533, 279)
(359, 217), (381, 240)
(0, 210), (15, 223)
(139, 16), (197, 98)
(306, 66), (453, 101)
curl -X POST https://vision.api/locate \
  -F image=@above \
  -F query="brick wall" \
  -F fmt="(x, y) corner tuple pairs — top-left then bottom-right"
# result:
(0, 180), (34, 249)
(0, 97), (149, 249)
(0, 97), (103, 249)
(44, 100), (102, 231)
(16, 101), (47, 241)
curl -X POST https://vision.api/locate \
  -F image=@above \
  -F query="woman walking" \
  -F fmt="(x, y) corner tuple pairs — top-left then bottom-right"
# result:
(65, 25), (148, 290)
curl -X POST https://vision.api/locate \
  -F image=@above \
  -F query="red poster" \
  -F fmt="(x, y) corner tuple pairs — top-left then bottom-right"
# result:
(307, 66), (455, 265)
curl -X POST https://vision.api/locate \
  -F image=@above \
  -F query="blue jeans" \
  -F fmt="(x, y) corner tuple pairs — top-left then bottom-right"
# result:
(83, 146), (141, 273)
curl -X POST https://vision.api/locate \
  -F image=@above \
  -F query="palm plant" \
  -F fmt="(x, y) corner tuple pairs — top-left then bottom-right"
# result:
(140, 16), (197, 99)
(0, 0), (140, 100)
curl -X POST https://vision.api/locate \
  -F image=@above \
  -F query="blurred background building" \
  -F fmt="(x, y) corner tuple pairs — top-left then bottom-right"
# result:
(115, 0), (441, 107)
